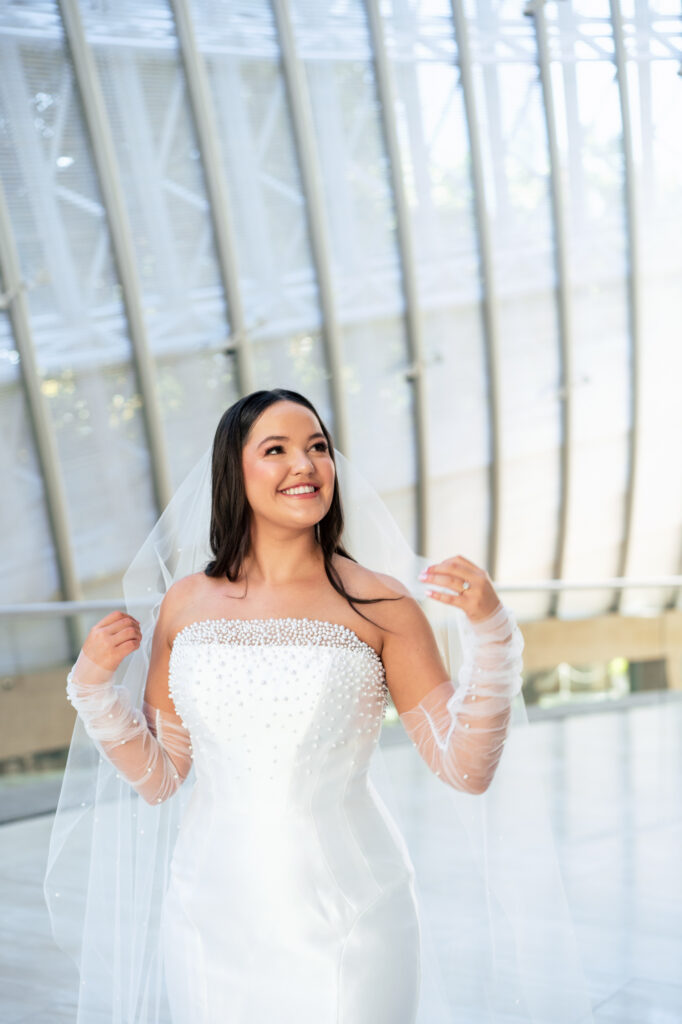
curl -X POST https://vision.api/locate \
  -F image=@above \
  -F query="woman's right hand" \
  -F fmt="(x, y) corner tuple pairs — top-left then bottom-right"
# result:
(81, 611), (142, 673)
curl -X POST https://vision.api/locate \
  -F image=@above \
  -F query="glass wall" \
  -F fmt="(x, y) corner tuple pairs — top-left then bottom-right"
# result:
(1, 0), (680, 686)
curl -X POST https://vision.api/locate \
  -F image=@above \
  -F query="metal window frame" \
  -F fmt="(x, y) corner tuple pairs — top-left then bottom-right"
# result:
(269, 0), (349, 453)
(528, 2), (574, 619)
(609, 0), (643, 614)
(0, 177), (82, 651)
(58, 0), (173, 513)
(449, 1), (502, 578)
(363, 0), (429, 554)
(169, 0), (254, 396)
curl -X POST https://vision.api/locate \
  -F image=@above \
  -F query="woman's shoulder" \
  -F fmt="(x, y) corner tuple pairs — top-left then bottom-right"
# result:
(157, 571), (236, 644)
(332, 552), (411, 598)
(159, 571), (221, 618)
(331, 554), (418, 642)
(164, 571), (207, 599)
(332, 555), (442, 665)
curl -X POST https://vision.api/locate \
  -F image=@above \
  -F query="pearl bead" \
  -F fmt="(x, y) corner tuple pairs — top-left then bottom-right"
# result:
(167, 616), (389, 786)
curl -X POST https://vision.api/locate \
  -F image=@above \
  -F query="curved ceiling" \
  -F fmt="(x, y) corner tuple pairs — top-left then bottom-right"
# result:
(0, 0), (680, 673)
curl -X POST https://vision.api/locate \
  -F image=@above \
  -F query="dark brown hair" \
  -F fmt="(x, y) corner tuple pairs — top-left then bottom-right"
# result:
(204, 388), (402, 626)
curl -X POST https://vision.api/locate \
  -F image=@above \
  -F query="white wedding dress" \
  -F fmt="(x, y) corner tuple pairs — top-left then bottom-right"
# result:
(161, 616), (421, 1023)
(46, 440), (594, 1023)
(58, 602), (537, 1023)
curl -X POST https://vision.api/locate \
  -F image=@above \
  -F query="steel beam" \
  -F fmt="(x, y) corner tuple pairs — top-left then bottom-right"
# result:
(449, 1), (502, 578)
(364, 0), (429, 554)
(269, 0), (349, 454)
(0, 176), (82, 652)
(609, 0), (643, 613)
(58, 0), (173, 513)
(529, 2), (574, 619)
(169, 0), (254, 395)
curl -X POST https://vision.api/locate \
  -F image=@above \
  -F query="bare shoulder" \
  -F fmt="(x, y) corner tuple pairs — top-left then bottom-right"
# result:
(331, 554), (422, 636)
(332, 553), (407, 596)
(161, 571), (205, 609)
(155, 572), (207, 642)
(334, 560), (451, 710)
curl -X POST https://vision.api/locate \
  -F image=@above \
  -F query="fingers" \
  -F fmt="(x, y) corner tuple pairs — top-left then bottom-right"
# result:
(418, 556), (501, 621)
(98, 610), (134, 627)
(97, 613), (142, 650)
(422, 554), (486, 579)
(451, 554), (480, 571)
(118, 638), (141, 655)
(102, 613), (141, 636)
(419, 562), (477, 593)
(423, 587), (466, 607)
(112, 625), (142, 648)
(419, 568), (471, 589)
(82, 612), (142, 674)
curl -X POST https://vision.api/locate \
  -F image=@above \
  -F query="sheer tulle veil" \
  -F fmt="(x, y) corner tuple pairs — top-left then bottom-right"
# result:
(44, 440), (594, 1023)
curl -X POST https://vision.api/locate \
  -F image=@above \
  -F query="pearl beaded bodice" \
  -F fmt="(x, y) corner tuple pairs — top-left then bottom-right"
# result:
(168, 617), (390, 814)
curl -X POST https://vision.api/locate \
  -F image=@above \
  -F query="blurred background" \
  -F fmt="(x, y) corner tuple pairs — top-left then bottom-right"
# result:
(0, 1), (681, 1020)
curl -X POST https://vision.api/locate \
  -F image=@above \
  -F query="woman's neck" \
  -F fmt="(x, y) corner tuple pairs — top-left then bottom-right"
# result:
(241, 530), (325, 587)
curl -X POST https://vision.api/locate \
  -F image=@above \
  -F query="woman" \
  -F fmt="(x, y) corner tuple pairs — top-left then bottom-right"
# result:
(48, 389), (590, 1023)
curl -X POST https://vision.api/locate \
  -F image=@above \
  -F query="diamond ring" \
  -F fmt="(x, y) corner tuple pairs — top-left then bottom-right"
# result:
(461, 580), (471, 592)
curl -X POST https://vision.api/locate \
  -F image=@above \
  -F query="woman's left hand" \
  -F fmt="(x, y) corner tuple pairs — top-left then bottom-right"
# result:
(418, 555), (502, 623)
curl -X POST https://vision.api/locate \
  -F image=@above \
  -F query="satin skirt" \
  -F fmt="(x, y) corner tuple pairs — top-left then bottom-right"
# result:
(160, 787), (422, 1023)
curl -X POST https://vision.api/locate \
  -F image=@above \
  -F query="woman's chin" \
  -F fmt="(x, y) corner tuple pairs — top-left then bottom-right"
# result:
(290, 513), (327, 535)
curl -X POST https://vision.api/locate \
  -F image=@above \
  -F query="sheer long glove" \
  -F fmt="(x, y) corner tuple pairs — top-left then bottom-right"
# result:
(66, 649), (193, 805)
(399, 602), (524, 795)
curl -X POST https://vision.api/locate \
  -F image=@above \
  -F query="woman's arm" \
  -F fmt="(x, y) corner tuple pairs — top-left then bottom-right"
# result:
(66, 592), (193, 805)
(381, 558), (524, 795)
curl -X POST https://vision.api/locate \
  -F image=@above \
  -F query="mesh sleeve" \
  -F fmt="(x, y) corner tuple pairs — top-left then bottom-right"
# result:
(398, 602), (524, 795)
(65, 649), (193, 805)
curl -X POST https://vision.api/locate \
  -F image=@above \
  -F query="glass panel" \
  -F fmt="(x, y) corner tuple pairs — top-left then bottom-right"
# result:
(187, 0), (331, 419)
(0, 3), (159, 594)
(619, 1), (682, 614)
(547, 3), (631, 617)
(77, 0), (240, 489)
(382, 0), (491, 566)
(468, 2), (562, 619)
(0, 277), (69, 670)
(287, 0), (418, 539)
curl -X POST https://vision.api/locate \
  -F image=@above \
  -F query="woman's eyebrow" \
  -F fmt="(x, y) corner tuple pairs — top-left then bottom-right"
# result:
(257, 432), (326, 448)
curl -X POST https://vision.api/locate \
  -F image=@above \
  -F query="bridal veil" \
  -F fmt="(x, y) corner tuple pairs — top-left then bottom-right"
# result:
(43, 440), (594, 1023)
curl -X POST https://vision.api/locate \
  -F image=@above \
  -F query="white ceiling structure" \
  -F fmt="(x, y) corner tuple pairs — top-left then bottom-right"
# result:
(0, 0), (680, 673)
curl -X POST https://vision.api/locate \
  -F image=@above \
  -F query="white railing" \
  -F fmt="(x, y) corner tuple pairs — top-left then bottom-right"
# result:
(0, 575), (681, 617)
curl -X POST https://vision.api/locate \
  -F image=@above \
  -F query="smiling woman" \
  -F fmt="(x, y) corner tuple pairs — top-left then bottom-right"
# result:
(45, 388), (594, 1024)
(245, 420), (332, 516)
(200, 391), (406, 640)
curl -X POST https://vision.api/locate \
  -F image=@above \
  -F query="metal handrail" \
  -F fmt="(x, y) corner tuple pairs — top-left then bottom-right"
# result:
(0, 576), (681, 617)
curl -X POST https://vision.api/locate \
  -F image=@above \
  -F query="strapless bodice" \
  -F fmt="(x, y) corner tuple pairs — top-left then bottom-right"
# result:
(168, 616), (391, 814)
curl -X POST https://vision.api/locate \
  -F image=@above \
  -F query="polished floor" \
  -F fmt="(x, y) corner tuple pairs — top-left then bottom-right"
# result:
(1, 695), (681, 1023)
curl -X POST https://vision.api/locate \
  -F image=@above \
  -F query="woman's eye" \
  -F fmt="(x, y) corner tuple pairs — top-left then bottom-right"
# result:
(264, 442), (328, 456)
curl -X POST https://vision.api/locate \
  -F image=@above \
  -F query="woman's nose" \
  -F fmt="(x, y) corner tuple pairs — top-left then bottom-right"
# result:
(291, 450), (315, 471)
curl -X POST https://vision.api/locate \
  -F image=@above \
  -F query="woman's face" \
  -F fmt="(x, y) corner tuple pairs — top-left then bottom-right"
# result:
(241, 400), (335, 533)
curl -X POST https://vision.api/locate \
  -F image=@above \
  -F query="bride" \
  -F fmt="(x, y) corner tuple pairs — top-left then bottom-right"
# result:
(49, 388), (592, 1023)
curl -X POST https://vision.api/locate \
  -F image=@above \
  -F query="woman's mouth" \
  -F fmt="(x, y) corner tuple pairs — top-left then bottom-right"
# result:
(278, 484), (320, 498)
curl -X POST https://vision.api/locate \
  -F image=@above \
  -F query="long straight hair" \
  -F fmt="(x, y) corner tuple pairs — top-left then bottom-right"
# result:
(204, 388), (403, 626)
